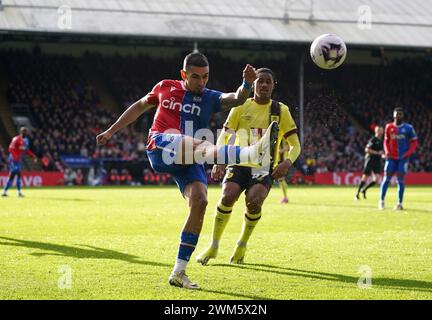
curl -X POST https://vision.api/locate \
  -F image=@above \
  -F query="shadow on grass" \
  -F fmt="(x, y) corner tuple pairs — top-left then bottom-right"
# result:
(0, 236), (273, 300)
(29, 197), (96, 202)
(0, 236), (170, 268)
(212, 263), (432, 294)
(288, 202), (378, 210)
(293, 202), (432, 213)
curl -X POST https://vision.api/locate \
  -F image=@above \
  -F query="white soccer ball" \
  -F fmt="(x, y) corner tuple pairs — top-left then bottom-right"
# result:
(310, 34), (347, 69)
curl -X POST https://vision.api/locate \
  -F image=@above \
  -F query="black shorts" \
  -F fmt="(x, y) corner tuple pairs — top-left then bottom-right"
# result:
(363, 159), (381, 175)
(223, 165), (273, 192)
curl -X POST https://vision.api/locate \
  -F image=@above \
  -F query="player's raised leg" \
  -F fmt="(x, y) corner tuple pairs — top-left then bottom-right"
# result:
(169, 181), (208, 289)
(230, 183), (269, 264)
(196, 181), (242, 265)
(179, 121), (279, 168)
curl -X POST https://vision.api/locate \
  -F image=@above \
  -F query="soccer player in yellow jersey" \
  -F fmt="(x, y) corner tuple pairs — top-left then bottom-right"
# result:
(196, 68), (301, 265)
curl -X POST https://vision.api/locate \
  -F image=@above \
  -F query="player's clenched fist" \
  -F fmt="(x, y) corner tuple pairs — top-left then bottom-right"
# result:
(271, 160), (292, 180)
(243, 64), (257, 85)
(96, 130), (113, 145)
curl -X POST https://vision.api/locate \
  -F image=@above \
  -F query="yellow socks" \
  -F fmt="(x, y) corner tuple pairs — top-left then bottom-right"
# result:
(237, 210), (261, 247)
(210, 203), (233, 248)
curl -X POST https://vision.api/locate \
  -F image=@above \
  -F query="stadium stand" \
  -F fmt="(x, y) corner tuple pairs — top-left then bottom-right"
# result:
(1, 48), (430, 186)
(2, 49), (138, 182)
(0, 144), (7, 172)
(331, 60), (432, 172)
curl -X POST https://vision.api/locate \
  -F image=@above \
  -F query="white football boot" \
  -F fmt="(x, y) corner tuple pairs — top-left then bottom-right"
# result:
(169, 271), (199, 290)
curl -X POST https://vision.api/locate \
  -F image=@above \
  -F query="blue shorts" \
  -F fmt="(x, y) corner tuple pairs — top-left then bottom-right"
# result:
(8, 156), (21, 173)
(384, 159), (408, 175)
(147, 133), (207, 194)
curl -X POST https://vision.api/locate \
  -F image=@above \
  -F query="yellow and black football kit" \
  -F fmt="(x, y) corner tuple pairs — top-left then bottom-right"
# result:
(218, 98), (300, 192)
(196, 99), (301, 266)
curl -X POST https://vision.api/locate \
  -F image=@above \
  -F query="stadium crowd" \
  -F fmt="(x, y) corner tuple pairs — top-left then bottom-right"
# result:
(1, 49), (430, 186)
(0, 144), (8, 172)
(2, 49), (152, 184)
(301, 89), (370, 174)
(332, 60), (432, 172)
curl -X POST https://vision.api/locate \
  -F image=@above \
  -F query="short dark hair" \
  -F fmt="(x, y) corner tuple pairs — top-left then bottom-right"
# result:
(256, 68), (277, 83)
(183, 52), (209, 71)
(394, 107), (404, 113)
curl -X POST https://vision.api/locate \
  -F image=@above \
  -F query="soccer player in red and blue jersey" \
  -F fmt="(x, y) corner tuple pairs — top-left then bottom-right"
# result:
(96, 52), (279, 289)
(379, 108), (418, 210)
(2, 127), (37, 197)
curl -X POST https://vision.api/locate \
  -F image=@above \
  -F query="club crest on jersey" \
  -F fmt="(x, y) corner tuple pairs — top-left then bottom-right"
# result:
(161, 97), (201, 116)
(226, 167), (234, 179)
(390, 133), (406, 140)
(241, 114), (252, 121)
(193, 96), (202, 102)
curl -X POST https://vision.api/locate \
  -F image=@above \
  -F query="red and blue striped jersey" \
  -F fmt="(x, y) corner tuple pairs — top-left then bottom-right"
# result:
(384, 122), (418, 160)
(9, 135), (35, 161)
(145, 80), (222, 150)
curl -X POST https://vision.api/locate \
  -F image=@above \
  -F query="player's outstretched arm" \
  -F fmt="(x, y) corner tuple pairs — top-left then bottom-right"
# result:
(219, 64), (256, 111)
(96, 98), (155, 145)
(271, 133), (301, 179)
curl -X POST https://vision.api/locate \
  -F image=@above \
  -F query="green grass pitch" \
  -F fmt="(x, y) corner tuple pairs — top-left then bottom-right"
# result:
(0, 185), (431, 300)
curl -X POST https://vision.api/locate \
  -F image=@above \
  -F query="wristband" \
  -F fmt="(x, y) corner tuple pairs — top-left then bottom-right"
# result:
(242, 79), (252, 90)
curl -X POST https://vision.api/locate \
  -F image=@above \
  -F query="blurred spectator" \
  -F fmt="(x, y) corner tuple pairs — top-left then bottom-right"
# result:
(75, 169), (84, 185)
(0, 145), (8, 172)
(120, 168), (132, 185)
(108, 168), (120, 185)
(87, 167), (102, 186)
(64, 168), (77, 186)
(41, 153), (55, 171)
(143, 169), (156, 185)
